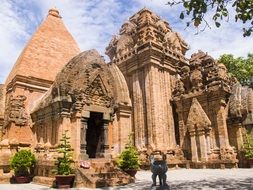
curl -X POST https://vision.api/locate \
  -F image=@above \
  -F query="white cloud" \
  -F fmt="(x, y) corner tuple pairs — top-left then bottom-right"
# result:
(0, 1), (29, 83)
(35, 0), (137, 56)
(0, 0), (42, 83)
(0, 0), (252, 84)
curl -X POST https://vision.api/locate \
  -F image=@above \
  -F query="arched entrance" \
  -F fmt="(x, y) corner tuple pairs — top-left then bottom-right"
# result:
(86, 112), (103, 158)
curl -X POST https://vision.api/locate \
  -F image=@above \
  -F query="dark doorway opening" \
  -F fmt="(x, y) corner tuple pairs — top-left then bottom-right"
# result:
(86, 112), (103, 158)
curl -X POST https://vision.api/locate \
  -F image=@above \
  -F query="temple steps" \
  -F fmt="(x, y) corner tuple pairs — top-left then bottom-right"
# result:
(75, 159), (134, 188)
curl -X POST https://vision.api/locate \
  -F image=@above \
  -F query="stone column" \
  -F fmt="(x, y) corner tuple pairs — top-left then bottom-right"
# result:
(102, 121), (111, 158)
(216, 102), (230, 148)
(144, 65), (154, 149)
(46, 118), (52, 146)
(206, 132), (211, 154)
(198, 130), (208, 162)
(80, 118), (88, 160)
(57, 117), (63, 144)
(235, 123), (244, 150)
(189, 130), (198, 162)
(132, 71), (145, 149)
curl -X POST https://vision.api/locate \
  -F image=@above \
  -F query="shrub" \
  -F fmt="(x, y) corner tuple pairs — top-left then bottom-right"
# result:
(243, 133), (253, 159)
(117, 135), (139, 170)
(53, 130), (74, 175)
(10, 149), (36, 176)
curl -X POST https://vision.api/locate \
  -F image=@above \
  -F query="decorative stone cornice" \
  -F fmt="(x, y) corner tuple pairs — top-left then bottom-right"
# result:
(6, 75), (53, 93)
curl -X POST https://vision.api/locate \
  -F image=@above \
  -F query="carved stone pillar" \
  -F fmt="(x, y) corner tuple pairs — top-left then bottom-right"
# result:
(102, 121), (111, 158)
(178, 112), (185, 147)
(217, 102), (230, 148)
(80, 118), (88, 160)
(235, 123), (244, 150)
(198, 130), (208, 162)
(206, 131), (211, 154)
(189, 130), (198, 162)
(57, 117), (63, 144)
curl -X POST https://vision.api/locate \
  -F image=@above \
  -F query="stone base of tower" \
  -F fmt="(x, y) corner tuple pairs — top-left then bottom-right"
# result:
(138, 146), (238, 169)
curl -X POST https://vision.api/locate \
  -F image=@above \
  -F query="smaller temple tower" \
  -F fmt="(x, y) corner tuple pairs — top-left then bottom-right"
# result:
(2, 8), (80, 145)
(173, 51), (238, 167)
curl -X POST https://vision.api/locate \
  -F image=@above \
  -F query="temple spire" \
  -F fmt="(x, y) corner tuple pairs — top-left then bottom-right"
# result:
(48, 7), (61, 18)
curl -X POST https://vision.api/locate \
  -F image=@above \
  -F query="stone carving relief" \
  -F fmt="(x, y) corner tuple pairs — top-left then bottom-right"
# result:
(187, 98), (211, 162)
(70, 74), (114, 112)
(156, 20), (169, 33)
(187, 98), (211, 132)
(83, 75), (114, 108)
(166, 146), (185, 162)
(106, 21), (136, 60)
(229, 84), (251, 119)
(173, 51), (234, 97)
(164, 32), (182, 53)
(34, 51), (116, 115)
(106, 9), (189, 60)
(173, 77), (185, 96)
(217, 63), (229, 81)
(5, 95), (28, 126)
(220, 147), (237, 161)
(116, 35), (134, 57)
(190, 60), (203, 92)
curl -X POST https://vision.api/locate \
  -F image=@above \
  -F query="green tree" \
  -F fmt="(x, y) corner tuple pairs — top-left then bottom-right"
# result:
(167, 0), (253, 36)
(53, 130), (74, 175)
(218, 53), (253, 87)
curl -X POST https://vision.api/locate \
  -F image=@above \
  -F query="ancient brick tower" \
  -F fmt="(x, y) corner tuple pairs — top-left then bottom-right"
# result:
(2, 8), (80, 145)
(106, 8), (188, 152)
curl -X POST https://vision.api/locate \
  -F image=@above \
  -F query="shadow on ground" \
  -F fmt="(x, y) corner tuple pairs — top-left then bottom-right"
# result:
(104, 177), (253, 190)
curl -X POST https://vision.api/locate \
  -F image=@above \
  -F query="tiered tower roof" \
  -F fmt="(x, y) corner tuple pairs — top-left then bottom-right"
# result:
(106, 8), (189, 65)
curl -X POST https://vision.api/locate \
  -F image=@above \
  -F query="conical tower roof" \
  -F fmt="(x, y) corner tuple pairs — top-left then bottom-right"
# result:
(5, 8), (80, 85)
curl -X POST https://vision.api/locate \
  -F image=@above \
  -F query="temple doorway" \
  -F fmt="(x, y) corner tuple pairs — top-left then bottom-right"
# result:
(86, 112), (104, 158)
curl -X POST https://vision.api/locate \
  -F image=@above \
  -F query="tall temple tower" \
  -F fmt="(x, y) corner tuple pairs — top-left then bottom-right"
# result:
(106, 8), (189, 152)
(2, 8), (80, 145)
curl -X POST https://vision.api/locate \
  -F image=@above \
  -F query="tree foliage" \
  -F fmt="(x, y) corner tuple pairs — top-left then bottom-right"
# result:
(167, 0), (253, 36)
(10, 149), (36, 176)
(117, 134), (139, 170)
(243, 132), (253, 159)
(218, 53), (253, 87)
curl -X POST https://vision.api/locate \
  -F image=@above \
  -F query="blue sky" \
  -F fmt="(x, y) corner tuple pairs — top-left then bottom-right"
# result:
(0, 0), (252, 83)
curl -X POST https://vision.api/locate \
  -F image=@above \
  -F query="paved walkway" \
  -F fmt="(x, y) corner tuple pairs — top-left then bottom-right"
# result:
(0, 169), (252, 189)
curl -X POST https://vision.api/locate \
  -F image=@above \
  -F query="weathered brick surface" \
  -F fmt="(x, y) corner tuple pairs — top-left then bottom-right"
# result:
(5, 9), (80, 84)
(0, 85), (4, 118)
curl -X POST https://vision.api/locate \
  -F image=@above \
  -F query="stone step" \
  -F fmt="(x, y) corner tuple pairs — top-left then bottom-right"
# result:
(32, 176), (55, 187)
(76, 165), (134, 188)
(0, 174), (12, 184)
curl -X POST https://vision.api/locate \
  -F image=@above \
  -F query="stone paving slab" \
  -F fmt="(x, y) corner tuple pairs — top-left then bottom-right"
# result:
(0, 169), (252, 190)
